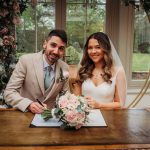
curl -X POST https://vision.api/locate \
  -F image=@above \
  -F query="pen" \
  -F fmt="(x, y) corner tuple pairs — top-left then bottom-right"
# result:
(36, 99), (47, 109)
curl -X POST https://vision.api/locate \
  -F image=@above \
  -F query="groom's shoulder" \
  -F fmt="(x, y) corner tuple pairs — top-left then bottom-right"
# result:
(19, 51), (42, 61)
(58, 59), (69, 69)
(19, 53), (35, 60)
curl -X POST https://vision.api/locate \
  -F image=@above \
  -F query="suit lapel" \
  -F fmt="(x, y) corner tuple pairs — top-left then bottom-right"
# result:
(33, 51), (45, 95)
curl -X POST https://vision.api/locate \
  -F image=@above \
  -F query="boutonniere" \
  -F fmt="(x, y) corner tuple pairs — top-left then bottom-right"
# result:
(56, 68), (69, 83)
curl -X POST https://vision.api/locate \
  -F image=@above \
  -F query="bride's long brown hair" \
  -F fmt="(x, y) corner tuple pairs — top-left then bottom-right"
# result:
(78, 32), (113, 84)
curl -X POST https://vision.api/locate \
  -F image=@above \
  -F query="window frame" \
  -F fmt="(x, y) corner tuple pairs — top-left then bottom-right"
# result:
(118, 2), (149, 90)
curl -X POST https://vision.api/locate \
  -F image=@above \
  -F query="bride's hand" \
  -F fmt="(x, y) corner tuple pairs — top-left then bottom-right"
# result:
(86, 97), (101, 109)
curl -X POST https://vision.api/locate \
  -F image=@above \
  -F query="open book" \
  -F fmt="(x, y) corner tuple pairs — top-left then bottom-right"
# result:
(30, 109), (107, 127)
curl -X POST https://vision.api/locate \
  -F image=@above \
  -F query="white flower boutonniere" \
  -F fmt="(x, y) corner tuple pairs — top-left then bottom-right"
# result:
(56, 68), (69, 83)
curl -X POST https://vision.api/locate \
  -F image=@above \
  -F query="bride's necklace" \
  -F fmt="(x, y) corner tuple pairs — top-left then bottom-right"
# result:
(92, 72), (103, 79)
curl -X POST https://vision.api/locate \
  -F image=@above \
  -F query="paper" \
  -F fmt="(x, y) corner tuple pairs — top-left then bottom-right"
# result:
(31, 109), (107, 127)
(84, 109), (107, 126)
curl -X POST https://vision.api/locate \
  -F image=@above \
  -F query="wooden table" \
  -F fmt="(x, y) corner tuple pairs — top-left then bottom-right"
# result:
(0, 109), (150, 150)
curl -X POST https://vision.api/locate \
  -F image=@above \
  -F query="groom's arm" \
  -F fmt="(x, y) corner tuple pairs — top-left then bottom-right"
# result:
(3, 56), (33, 112)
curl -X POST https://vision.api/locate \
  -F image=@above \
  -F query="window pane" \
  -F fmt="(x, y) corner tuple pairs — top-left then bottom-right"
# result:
(16, 1), (55, 56)
(132, 9), (150, 80)
(66, 0), (106, 64)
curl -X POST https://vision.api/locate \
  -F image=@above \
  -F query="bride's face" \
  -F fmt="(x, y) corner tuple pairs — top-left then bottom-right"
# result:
(87, 38), (104, 64)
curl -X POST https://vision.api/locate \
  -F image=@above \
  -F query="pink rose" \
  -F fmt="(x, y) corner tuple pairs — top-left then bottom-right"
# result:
(0, 9), (9, 17)
(65, 110), (78, 123)
(13, 1), (20, 13)
(12, 16), (21, 25)
(58, 98), (68, 108)
(3, 35), (15, 46)
(0, 27), (9, 34)
(76, 112), (85, 124)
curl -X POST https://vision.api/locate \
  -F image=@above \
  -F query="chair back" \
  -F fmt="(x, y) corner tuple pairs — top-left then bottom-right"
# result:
(127, 70), (150, 108)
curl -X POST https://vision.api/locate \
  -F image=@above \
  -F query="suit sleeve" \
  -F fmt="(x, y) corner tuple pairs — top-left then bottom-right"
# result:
(3, 56), (33, 112)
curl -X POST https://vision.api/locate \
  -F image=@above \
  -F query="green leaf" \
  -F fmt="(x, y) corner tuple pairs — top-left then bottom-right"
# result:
(41, 109), (52, 121)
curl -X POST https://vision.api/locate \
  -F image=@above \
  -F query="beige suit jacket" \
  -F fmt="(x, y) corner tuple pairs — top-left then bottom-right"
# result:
(4, 51), (69, 112)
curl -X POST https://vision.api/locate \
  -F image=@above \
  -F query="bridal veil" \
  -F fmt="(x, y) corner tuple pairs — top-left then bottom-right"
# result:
(109, 39), (127, 107)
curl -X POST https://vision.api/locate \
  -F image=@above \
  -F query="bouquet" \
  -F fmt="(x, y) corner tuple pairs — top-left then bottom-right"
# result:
(41, 92), (90, 130)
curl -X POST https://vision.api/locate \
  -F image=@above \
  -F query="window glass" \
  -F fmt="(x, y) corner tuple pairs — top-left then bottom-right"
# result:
(66, 0), (106, 64)
(132, 8), (150, 80)
(16, 0), (55, 57)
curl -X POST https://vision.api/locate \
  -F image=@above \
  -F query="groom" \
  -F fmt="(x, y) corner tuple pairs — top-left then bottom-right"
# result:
(4, 29), (69, 114)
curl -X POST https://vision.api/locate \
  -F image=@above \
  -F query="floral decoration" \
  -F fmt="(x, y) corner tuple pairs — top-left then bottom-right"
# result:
(56, 68), (69, 83)
(0, 0), (28, 95)
(42, 92), (90, 130)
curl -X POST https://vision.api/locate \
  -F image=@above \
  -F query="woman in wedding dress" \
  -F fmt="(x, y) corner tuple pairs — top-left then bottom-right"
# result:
(73, 32), (127, 109)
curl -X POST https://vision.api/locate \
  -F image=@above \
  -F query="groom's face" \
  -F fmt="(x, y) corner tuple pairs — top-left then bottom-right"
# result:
(43, 36), (66, 65)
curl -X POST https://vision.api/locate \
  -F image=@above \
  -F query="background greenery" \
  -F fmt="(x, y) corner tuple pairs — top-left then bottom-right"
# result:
(132, 53), (150, 71)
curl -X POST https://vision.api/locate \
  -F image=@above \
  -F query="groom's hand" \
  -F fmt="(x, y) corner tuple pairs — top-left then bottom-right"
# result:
(28, 102), (47, 114)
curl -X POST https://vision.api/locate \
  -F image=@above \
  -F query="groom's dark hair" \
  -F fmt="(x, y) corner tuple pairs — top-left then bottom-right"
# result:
(48, 29), (67, 45)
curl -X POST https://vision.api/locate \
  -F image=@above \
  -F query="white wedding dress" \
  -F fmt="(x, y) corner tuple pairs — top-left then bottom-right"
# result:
(82, 71), (118, 103)
(79, 38), (127, 106)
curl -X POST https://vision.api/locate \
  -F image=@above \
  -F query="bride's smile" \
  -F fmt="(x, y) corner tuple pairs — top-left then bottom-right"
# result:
(87, 39), (104, 64)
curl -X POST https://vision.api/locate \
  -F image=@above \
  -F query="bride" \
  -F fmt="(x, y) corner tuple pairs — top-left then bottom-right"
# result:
(73, 32), (127, 109)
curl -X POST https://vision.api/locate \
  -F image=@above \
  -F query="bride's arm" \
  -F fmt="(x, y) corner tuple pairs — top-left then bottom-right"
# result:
(113, 67), (127, 107)
(86, 96), (121, 109)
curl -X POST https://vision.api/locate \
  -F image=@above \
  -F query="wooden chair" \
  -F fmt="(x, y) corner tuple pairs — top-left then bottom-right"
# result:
(127, 70), (150, 108)
(69, 78), (77, 93)
(0, 96), (16, 110)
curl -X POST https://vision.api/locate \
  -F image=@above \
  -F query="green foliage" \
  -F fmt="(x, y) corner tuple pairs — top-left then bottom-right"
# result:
(132, 53), (150, 71)
(66, 0), (105, 59)
(16, 3), (55, 53)
(16, 1), (105, 64)
(66, 46), (81, 64)
(122, 0), (150, 22)
(41, 109), (52, 121)
(138, 42), (150, 53)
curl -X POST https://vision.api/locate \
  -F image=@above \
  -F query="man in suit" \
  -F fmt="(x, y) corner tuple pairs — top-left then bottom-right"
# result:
(4, 29), (69, 114)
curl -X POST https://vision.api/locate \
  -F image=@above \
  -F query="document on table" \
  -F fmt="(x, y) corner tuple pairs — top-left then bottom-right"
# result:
(30, 109), (107, 127)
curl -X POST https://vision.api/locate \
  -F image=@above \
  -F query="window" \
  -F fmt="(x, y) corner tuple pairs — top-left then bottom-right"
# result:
(66, 0), (106, 64)
(16, 0), (106, 65)
(16, 0), (55, 56)
(132, 8), (150, 80)
(118, 4), (150, 88)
